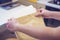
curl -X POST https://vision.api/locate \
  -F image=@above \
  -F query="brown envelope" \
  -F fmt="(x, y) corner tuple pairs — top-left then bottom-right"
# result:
(16, 13), (45, 40)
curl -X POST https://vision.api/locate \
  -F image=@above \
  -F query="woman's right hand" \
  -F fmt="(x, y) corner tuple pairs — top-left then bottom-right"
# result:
(36, 8), (53, 19)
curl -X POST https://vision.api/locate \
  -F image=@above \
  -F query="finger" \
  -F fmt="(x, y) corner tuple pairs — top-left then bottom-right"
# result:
(6, 23), (11, 28)
(40, 10), (42, 13)
(36, 9), (43, 17)
(35, 12), (43, 17)
(37, 9), (40, 12)
(37, 8), (43, 11)
(8, 19), (12, 24)
(8, 18), (16, 23)
(8, 18), (15, 21)
(6, 23), (9, 28)
(6, 23), (15, 32)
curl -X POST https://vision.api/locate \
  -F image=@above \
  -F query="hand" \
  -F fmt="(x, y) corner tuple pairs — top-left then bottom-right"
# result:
(36, 8), (53, 18)
(6, 18), (22, 32)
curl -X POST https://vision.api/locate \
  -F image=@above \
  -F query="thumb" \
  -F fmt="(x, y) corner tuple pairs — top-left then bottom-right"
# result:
(35, 13), (42, 17)
(35, 10), (43, 17)
(36, 12), (43, 17)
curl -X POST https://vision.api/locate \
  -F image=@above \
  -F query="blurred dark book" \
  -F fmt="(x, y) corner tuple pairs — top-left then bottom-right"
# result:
(0, 0), (12, 4)
(0, 0), (20, 10)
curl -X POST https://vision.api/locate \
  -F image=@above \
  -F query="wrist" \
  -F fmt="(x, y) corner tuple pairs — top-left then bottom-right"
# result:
(16, 24), (26, 32)
(47, 11), (54, 19)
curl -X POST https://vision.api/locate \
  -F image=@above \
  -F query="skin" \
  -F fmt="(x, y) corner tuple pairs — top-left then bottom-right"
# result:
(36, 9), (60, 20)
(6, 9), (60, 40)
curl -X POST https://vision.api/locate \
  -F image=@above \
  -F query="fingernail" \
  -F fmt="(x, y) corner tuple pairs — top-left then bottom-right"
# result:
(35, 14), (40, 17)
(40, 10), (42, 12)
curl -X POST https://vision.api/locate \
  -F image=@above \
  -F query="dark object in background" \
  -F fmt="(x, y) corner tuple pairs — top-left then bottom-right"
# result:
(0, 0), (19, 10)
(0, 0), (12, 4)
(53, 0), (60, 5)
(44, 0), (60, 27)
(0, 0), (12, 10)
